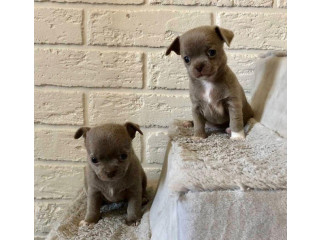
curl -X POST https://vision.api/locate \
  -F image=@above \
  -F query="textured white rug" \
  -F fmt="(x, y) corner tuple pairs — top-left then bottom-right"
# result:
(150, 119), (287, 240)
(167, 118), (286, 192)
(46, 188), (153, 240)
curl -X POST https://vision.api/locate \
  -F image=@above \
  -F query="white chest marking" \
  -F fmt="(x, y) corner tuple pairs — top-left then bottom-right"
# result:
(201, 80), (214, 103)
(108, 187), (114, 197)
(201, 80), (225, 116)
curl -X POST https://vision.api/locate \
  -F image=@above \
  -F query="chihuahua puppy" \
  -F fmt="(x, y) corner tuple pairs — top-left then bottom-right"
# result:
(166, 26), (253, 140)
(74, 122), (147, 226)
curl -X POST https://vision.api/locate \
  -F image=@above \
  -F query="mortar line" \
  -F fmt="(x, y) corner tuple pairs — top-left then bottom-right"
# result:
(83, 93), (89, 126)
(34, 84), (191, 94)
(34, 122), (170, 129)
(140, 133), (146, 164)
(34, 1), (287, 13)
(82, 9), (87, 45)
(142, 52), (147, 89)
(34, 43), (273, 53)
(35, 158), (86, 165)
(34, 198), (72, 203)
(35, 158), (163, 169)
(273, 0), (277, 8)
(211, 12), (215, 25)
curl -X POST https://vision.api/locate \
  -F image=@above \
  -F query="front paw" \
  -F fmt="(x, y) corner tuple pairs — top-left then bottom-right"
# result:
(79, 220), (95, 228)
(192, 131), (207, 140)
(182, 120), (194, 128)
(230, 130), (245, 140)
(125, 217), (141, 226)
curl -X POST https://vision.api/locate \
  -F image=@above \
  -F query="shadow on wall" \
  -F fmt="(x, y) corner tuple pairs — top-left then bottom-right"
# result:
(250, 52), (287, 138)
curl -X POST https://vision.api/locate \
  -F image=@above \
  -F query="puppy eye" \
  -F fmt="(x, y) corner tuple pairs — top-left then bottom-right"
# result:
(207, 49), (216, 57)
(91, 157), (98, 164)
(183, 56), (191, 64)
(120, 153), (128, 161)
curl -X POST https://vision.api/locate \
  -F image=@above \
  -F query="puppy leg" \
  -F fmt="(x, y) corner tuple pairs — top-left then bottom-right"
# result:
(192, 107), (207, 139)
(228, 101), (245, 140)
(126, 193), (142, 226)
(80, 189), (102, 226)
(141, 171), (148, 205)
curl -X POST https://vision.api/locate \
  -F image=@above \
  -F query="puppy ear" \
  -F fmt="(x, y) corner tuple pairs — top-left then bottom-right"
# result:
(125, 122), (143, 139)
(166, 37), (180, 55)
(74, 127), (91, 139)
(215, 26), (234, 47)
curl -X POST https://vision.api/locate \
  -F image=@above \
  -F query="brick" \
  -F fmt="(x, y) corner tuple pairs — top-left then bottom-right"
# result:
(35, 48), (143, 88)
(219, 12), (287, 50)
(146, 130), (169, 164)
(88, 10), (211, 47)
(34, 89), (84, 125)
(234, 0), (273, 7)
(143, 165), (162, 181)
(150, 0), (232, 6)
(34, 8), (83, 44)
(227, 52), (259, 91)
(34, 126), (142, 162)
(132, 133), (143, 161)
(147, 52), (189, 90)
(35, 128), (86, 162)
(34, 200), (69, 234)
(277, 0), (287, 8)
(37, 0), (144, 3)
(35, 164), (84, 199)
(88, 92), (192, 127)
(147, 51), (258, 91)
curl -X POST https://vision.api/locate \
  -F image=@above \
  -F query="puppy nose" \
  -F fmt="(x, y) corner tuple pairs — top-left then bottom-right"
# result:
(106, 170), (117, 178)
(195, 63), (204, 72)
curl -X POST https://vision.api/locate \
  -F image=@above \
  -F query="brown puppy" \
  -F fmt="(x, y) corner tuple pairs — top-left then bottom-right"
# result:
(166, 26), (253, 140)
(74, 122), (147, 226)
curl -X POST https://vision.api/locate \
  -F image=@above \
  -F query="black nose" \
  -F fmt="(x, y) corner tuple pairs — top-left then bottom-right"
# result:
(195, 63), (204, 73)
(106, 170), (117, 178)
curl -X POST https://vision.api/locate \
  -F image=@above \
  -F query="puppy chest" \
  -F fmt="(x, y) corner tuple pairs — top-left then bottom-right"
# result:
(101, 186), (125, 202)
(201, 81), (225, 116)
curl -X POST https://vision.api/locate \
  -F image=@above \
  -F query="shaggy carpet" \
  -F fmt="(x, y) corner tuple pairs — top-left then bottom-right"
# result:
(46, 188), (154, 240)
(167, 118), (286, 192)
(46, 119), (286, 240)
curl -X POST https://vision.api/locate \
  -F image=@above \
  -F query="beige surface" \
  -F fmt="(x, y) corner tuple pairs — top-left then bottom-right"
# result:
(251, 53), (287, 137)
(34, 0), (287, 238)
(150, 119), (287, 240)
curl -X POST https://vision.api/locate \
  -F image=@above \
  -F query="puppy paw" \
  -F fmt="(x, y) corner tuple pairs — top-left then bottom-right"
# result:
(192, 132), (207, 140)
(79, 220), (95, 228)
(191, 136), (205, 141)
(125, 218), (141, 226)
(182, 121), (194, 128)
(225, 127), (231, 135)
(230, 130), (245, 140)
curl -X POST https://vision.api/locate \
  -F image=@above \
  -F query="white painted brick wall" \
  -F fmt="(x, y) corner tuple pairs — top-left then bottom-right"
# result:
(88, 92), (192, 127)
(34, 89), (84, 125)
(35, 48), (143, 88)
(218, 12), (287, 50)
(35, 0), (144, 3)
(34, 164), (84, 199)
(34, 8), (83, 44)
(150, 0), (233, 6)
(146, 130), (169, 164)
(88, 10), (211, 47)
(34, 0), (286, 238)
(34, 127), (86, 162)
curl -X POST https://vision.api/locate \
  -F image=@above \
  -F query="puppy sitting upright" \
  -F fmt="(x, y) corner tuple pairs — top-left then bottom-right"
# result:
(166, 26), (253, 139)
(74, 122), (147, 226)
